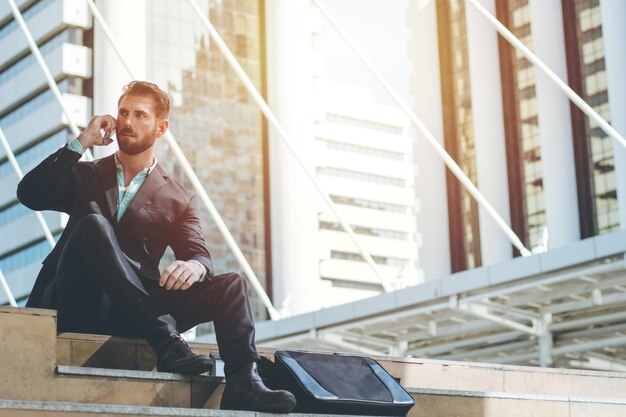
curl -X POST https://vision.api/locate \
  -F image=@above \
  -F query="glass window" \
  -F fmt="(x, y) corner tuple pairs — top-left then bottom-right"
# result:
(0, 202), (30, 227)
(0, 234), (60, 275)
(438, 0), (482, 268)
(505, 0), (547, 250)
(0, 130), (69, 178)
(317, 138), (404, 161)
(329, 250), (411, 268)
(0, 79), (75, 127)
(317, 167), (405, 187)
(573, 0), (618, 233)
(319, 221), (408, 241)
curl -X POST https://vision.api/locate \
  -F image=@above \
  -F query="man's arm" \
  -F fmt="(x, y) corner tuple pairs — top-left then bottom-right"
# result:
(160, 195), (214, 291)
(17, 146), (81, 213)
(17, 115), (116, 212)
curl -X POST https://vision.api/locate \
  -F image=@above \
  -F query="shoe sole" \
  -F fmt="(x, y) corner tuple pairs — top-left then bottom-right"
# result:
(221, 396), (297, 414)
(157, 357), (214, 375)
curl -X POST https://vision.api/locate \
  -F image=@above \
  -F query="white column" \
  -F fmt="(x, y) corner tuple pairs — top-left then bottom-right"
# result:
(465, 0), (512, 264)
(265, 0), (320, 315)
(601, 0), (626, 229)
(408, 0), (451, 279)
(528, 0), (579, 247)
(93, 0), (147, 158)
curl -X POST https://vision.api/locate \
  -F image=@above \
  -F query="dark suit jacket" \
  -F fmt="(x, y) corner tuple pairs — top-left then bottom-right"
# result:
(17, 144), (214, 309)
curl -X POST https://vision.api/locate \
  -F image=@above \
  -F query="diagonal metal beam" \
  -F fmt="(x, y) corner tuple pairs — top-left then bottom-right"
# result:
(0, 125), (55, 248)
(508, 274), (626, 307)
(0, 269), (17, 307)
(312, 0), (530, 257)
(540, 288), (626, 315)
(337, 331), (396, 349)
(467, 0), (626, 150)
(463, 259), (626, 305)
(458, 303), (540, 336)
(397, 320), (495, 343)
(406, 330), (524, 357)
(6, 0), (93, 161)
(440, 340), (536, 361)
(319, 333), (383, 356)
(184, 0), (390, 291)
(557, 322), (626, 342)
(473, 300), (541, 320)
(499, 335), (626, 365)
(549, 310), (626, 332)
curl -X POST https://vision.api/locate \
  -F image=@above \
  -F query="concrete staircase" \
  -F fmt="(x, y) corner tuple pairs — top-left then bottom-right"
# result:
(1, 307), (626, 416)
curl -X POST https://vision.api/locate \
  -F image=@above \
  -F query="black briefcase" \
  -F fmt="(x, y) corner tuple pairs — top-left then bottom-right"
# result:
(262, 350), (415, 416)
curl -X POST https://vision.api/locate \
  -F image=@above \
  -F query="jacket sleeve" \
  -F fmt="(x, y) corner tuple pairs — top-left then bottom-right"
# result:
(170, 195), (214, 278)
(16, 145), (81, 213)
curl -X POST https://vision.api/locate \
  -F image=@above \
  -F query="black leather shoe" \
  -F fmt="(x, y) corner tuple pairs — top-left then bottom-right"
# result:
(155, 331), (213, 375)
(221, 361), (296, 413)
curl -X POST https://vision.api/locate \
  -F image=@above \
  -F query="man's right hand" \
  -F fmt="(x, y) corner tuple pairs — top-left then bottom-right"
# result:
(77, 115), (117, 150)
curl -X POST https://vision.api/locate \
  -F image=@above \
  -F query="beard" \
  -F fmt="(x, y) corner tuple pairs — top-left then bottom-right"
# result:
(117, 126), (158, 155)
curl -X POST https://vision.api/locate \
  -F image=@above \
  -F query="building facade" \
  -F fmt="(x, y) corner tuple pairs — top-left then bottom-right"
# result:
(0, 0), (92, 306)
(1, 0), (626, 369)
(265, 0), (423, 316)
(420, 0), (626, 276)
(313, 80), (421, 307)
(250, 0), (626, 370)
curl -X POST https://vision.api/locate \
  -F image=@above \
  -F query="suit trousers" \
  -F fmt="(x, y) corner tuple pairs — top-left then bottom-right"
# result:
(54, 213), (259, 376)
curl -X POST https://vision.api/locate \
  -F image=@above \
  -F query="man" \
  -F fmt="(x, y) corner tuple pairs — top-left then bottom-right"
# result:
(17, 81), (296, 413)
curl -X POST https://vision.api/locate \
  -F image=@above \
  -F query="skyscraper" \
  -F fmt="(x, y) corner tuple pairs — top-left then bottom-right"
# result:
(563, 0), (619, 236)
(2, 1), (626, 363)
(0, 0), (92, 306)
(313, 80), (421, 307)
(419, 0), (626, 275)
(436, 0), (482, 271)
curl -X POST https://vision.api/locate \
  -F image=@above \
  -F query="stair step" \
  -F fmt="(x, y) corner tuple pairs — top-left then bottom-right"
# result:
(55, 365), (221, 384)
(0, 400), (222, 416)
(3, 391), (626, 417)
(408, 386), (626, 405)
(55, 331), (626, 399)
(4, 307), (626, 416)
(0, 400), (279, 416)
(406, 387), (626, 417)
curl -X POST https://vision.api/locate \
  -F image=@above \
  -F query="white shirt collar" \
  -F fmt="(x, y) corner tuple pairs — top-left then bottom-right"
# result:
(114, 151), (158, 174)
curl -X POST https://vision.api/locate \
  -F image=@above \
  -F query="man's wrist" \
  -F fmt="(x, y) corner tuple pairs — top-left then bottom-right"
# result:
(188, 260), (207, 282)
(68, 138), (86, 155)
(76, 134), (92, 151)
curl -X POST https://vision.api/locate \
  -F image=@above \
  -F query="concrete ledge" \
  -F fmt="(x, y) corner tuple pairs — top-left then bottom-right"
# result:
(407, 387), (626, 405)
(0, 306), (56, 316)
(594, 229), (626, 258)
(0, 400), (351, 417)
(0, 400), (245, 416)
(55, 365), (221, 384)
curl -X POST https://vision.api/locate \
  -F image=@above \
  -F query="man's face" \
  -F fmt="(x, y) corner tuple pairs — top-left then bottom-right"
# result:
(116, 95), (167, 155)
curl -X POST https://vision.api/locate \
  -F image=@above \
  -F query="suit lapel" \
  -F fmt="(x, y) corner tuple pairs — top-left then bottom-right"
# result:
(95, 155), (118, 221)
(117, 165), (167, 228)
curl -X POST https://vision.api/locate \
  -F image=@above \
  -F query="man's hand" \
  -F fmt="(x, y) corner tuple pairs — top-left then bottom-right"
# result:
(77, 115), (117, 150)
(159, 260), (205, 291)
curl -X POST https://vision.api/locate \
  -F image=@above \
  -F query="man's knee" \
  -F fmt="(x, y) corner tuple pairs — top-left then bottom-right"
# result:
(77, 213), (112, 235)
(224, 272), (248, 290)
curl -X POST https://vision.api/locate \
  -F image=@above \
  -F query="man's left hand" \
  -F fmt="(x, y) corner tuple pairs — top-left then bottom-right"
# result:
(159, 260), (204, 291)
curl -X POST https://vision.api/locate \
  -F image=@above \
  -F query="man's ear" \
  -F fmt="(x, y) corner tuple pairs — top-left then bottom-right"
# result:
(157, 119), (169, 138)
